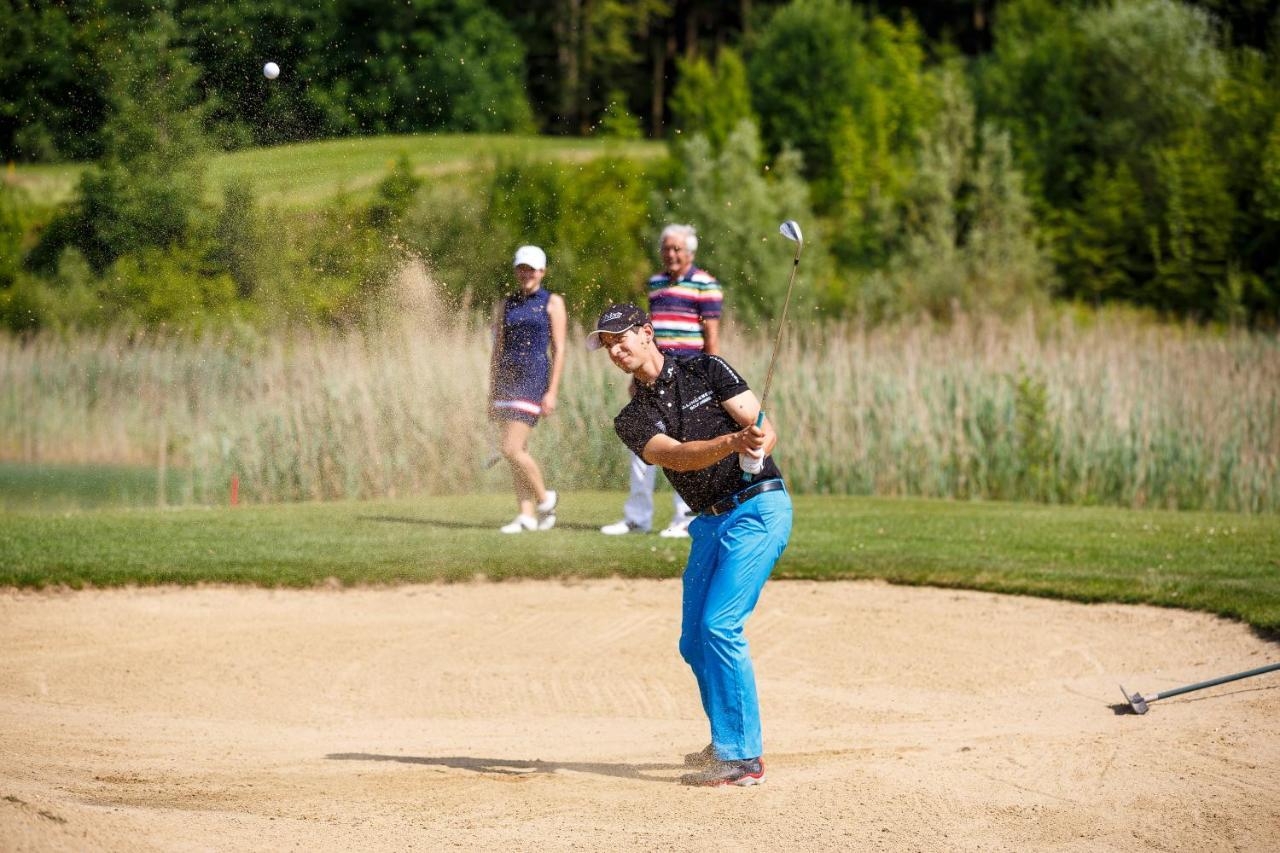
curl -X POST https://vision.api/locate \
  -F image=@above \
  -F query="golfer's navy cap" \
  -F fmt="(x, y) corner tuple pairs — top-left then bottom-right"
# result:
(586, 303), (649, 350)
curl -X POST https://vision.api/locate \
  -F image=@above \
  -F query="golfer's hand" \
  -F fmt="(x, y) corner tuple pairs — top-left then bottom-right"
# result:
(731, 424), (767, 454)
(541, 391), (558, 416)
(733, 424), (766, 474)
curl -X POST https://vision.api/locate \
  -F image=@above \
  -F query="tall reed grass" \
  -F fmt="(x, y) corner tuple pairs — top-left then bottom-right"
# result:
(2, 304), (1276, 511)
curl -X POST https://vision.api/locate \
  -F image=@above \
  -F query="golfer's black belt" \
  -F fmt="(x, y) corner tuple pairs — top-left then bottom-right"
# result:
(701, 479), (786, 517)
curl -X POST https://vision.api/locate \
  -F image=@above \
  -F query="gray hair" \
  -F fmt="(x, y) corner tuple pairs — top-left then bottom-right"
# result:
(659, 223), (698, 255)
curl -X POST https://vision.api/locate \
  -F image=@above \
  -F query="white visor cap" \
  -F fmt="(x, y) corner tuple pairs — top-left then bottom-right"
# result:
(513, 245), (547, 270)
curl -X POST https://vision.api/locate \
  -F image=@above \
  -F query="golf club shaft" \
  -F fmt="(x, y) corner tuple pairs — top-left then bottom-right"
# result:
(742, 244), (802, 480)
(1151, 661), (1280, 702)
(758, 248), (803, 414)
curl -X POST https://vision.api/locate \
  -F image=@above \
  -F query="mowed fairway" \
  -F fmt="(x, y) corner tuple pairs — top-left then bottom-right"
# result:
(1, 493), (1278, 851)
(5, 133), (665, 208)
(3, 492), (1278, 629)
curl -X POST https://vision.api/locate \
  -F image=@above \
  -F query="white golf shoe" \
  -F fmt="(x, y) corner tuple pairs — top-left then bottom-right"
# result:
(536, 490), (558, 531)
(659, 519), (691, 539)
(500, 514), (538, 534)
(600, 520), (647, 535)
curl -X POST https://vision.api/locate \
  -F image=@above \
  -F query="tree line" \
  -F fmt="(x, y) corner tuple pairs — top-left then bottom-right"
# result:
(1, 0), (1278, 328)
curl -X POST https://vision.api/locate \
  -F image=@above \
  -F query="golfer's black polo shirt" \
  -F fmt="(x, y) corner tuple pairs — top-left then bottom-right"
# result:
(614, 354), (783, 514)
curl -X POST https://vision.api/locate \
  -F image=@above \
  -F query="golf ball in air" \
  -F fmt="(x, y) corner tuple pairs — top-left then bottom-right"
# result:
(263, 62), (280, 80)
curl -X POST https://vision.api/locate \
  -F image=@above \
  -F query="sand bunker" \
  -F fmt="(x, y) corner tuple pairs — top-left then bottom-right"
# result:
(2, 580), (1277, 851)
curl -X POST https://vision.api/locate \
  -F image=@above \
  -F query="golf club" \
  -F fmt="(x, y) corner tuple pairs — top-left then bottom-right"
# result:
(483, 436), (503, 470)
(741, 220), (805, 479)
(1119, 661), (1280, 715)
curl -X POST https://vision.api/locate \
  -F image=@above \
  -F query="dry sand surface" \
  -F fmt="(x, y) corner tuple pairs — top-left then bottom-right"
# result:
(1, 579), (1277, 852)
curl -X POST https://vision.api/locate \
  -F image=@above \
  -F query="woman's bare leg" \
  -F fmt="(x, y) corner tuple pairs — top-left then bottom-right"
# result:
(499, 420), (547, 517)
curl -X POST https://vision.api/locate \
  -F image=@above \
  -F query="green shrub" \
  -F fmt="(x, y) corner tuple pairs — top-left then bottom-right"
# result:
(277, 200), (399, 327)
(851, 66), (1048, 320)
(0, 272), (43, 332)
(0, 183), (22, 288)
(211, 181), (263, 300)
(403, 156), (656, 318)
(102, 245), (241, 330)
(596, 91), (644, 140)
(748, 0), (868, 192)
(1055, 163), (1148, 306)
(749, 1), (936, 218)
(981, 0), (1276, 321)
(1012, 366), (1052, 502)
(660, 119), (823, 322)
(669, 48), (754, 152)
(366, 154), (424, 232)
(29, 12), (209, 274)
(0, 1), (108, 162)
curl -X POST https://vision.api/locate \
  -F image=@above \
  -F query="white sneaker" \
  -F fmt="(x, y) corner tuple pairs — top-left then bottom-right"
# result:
(659, 520), (691, 539)
(600, 519), (647, 535)
(500, 514), (537, 534)
(536, 490), (558, 530)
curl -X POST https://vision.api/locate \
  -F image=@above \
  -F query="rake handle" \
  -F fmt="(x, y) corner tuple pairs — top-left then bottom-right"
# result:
(1149, 661), (1280, 702)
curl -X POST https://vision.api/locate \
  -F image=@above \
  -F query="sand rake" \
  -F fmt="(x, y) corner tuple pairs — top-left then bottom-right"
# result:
(1119, 661), (1280, 714)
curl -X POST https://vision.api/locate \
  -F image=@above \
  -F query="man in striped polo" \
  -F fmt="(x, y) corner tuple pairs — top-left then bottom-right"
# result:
(601, 223), (723, 538)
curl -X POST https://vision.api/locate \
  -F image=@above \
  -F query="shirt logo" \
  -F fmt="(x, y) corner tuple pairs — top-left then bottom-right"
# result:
(682, 391), (712, 411)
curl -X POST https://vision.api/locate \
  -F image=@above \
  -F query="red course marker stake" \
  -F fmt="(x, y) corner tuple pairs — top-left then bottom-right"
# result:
(230, 474), (239, 507)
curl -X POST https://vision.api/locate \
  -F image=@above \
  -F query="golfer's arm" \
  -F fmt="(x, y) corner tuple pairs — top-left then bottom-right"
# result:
(546, 294), (567, 396)
(721, 390), (778, 455)
(641, 433), (739, 472)
(640, 391), (777, 472)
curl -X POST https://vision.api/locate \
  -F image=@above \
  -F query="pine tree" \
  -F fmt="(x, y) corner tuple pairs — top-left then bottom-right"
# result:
(36, 12), (210, 273)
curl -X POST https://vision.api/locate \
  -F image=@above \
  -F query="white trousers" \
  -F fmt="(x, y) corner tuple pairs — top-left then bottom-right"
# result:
(623, 451), (692, 530)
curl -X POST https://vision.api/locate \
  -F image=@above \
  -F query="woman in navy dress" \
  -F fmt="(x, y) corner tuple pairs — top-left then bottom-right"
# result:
(489, 245), (567, 533)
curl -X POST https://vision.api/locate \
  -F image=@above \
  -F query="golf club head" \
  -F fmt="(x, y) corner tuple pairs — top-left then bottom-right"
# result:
(1119, 685), (1149, 715)
(779, 220), (803, 248)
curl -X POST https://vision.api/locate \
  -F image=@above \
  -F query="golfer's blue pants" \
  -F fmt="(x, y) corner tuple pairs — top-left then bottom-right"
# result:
(679, 486), (792, 761)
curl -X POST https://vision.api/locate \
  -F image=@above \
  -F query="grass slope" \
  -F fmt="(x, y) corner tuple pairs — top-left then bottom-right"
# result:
(3, 492), (1277, 632)
(5, 133), (665, 209)
(0, 462), (189, 512)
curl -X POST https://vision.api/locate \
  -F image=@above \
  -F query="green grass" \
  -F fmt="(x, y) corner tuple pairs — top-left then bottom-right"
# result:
(3, 491), (1277, 632)
(0, 461), (189, 512)
(5, 133), (666, 208)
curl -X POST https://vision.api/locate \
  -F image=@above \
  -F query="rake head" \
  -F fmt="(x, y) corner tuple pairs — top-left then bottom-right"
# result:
(1119, 685), (1149, 715)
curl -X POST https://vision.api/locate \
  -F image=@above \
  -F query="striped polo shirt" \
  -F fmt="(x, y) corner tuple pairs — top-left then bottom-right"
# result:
(647, 267), (723, 354)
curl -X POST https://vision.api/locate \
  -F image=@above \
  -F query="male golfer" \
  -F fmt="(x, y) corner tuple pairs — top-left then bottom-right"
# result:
(587, 303), (792, 787)
(600, 224), (723, 538)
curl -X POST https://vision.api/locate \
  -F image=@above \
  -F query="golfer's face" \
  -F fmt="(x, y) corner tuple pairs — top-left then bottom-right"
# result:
(602, 327), (645, 372)
(661, 236), (692, 277)
(514, 264), (545, 293)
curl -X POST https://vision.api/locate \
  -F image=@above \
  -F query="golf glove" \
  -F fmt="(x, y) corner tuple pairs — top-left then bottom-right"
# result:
(738, 450), (765, 475)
